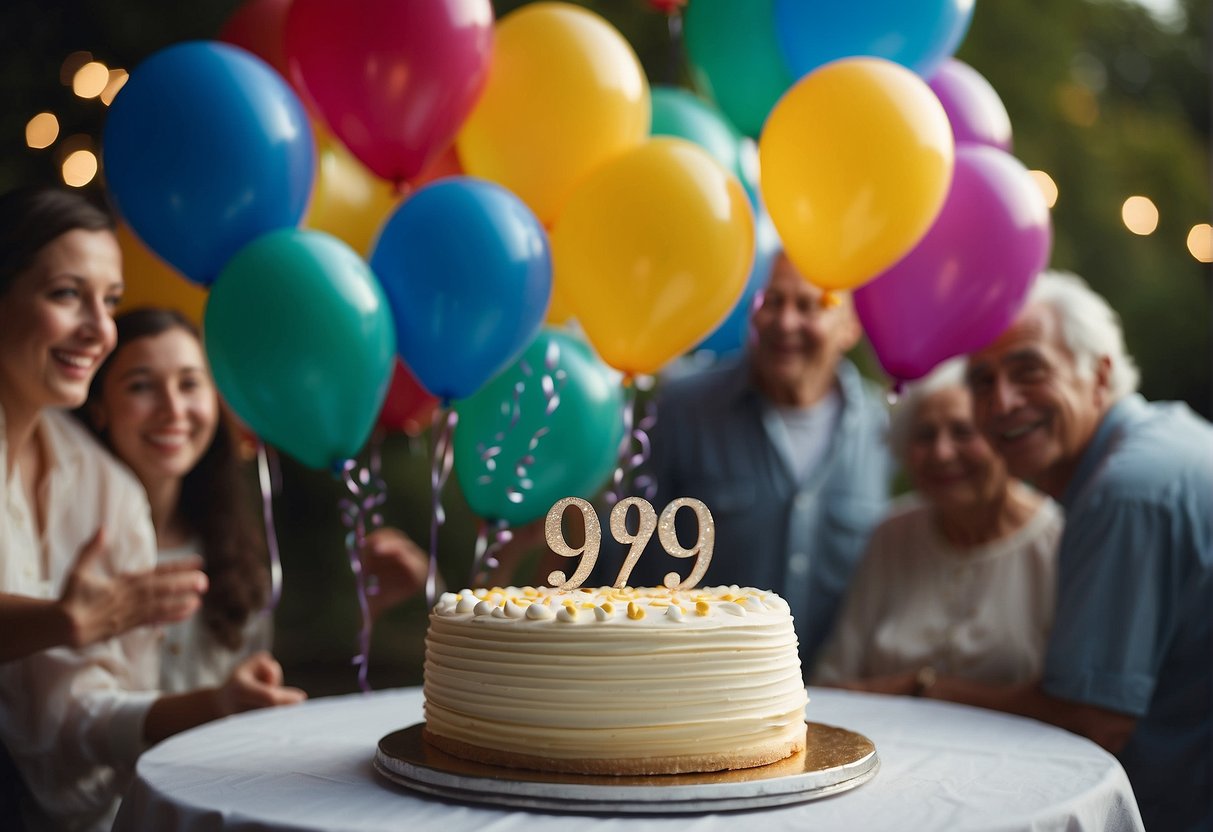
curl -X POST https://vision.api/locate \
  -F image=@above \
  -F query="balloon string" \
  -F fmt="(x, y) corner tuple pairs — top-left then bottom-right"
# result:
(427, 407), (458, 608)
(255, 442), (283, 613)
(605, 382), (659, 506)
(470, 519), (514, 587)
(466, 340), (567, 586)
(337, 453), (388, 694)
(665, 10), (684, 85)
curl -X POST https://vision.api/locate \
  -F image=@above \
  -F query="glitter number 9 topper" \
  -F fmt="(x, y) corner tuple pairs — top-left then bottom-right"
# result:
(545, 497), (715, 591)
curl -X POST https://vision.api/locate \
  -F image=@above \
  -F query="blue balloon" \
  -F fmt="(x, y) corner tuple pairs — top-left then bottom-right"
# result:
(370, 177), (552, 402)
(103, 41), (314, 286)
(697, 206), (780, 356)
(773, 0), (974, 80)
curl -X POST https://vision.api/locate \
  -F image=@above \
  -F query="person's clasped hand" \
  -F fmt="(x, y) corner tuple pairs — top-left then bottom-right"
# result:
(58, 525), (209, 647)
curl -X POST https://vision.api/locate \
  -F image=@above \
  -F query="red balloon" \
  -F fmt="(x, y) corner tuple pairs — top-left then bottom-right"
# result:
(218, 0), (293, 79)
(410, 143), (464, 191)
(378, 360), (439, 436)
(285, 0), (494, 185)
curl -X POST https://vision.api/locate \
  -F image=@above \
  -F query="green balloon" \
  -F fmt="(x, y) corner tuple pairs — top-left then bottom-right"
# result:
(454, 329), (625, 526)
(205, 228), (396, 471)
(684, 0), (794, 138)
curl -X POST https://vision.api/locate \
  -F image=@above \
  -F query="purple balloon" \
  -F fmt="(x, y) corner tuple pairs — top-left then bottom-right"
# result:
(855, 145), (1051, 382)
(928, 59), (1013, 152)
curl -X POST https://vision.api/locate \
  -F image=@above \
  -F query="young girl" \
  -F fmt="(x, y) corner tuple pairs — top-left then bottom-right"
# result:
(83, 308), (275, 691)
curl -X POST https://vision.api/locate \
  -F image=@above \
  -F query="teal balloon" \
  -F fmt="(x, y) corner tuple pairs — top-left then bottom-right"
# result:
(651, 86), (745, 181)
(205, 229), (396, 471)
(454, 329), (625, 526)
(684, 0), (794, 138)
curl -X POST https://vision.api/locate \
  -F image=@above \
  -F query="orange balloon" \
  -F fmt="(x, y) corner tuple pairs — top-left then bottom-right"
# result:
(304, 126), (402, 256)
(759, 57), (954, 292)
(115, 224), (207, 326)
(552, 138), (754, 376)
(456, 2), (650, 224)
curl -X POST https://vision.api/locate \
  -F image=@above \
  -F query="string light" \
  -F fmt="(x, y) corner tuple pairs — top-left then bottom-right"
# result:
(1121, 196), (1159, 235)
(61, 149), (98, 187)
(1029, 170), (1059, 208)
(1187, 224), (1213, 263)
(25, 113), (60, 149)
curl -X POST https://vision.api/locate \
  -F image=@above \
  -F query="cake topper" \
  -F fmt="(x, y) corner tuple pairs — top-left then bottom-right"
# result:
(544, 496), (715, 591)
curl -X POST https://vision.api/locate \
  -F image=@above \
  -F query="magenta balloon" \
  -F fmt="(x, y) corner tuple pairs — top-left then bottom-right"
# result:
(284, 0), (493, 184)
(854, 145), (1051, 382)
(928, 59), (1013, 152)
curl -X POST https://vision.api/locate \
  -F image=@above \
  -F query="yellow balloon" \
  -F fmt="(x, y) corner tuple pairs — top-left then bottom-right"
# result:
(304, 126), (402, 257)
(552, 138), (754, 376)
(759, 57), (954, 292)
(456, 2), (650, 225)
(115, 223), (207, 326)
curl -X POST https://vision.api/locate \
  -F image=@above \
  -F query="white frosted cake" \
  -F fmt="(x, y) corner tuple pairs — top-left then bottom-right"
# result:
(422, 584), (809, 775)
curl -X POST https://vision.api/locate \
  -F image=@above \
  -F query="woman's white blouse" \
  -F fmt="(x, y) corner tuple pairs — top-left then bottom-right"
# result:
(0, 405), (160, 832)
(813, 493), (1063, 686)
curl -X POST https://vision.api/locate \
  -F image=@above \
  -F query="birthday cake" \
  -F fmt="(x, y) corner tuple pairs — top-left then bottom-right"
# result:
(422, 584), (809, 775)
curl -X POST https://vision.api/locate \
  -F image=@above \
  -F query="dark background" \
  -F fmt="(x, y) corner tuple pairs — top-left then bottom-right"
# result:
(2, 0), (1208, 694)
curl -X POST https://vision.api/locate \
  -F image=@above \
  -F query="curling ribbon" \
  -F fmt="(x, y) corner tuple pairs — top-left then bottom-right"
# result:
(605, 382), (659, 506)
(255, 442), (284, 612)
(427, 407), (459, 607)
(337, 453), (388, 693)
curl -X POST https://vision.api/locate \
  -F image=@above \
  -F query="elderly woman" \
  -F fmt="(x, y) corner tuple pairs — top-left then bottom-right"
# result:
(811, 359), (1062, 695)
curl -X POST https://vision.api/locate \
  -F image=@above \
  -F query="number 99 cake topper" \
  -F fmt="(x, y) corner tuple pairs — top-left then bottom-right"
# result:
(544, 497), (715, 591)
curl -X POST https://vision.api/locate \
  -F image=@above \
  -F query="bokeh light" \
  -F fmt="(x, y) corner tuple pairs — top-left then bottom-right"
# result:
(1029, 170), (1059, 208)
(1121, 196), (1159, 235)
(1187, 223), (1213, 263)
(59, 51), (93, 85)
(25, 112), (59, 149)
(61, 149), (98, 187)
(100, 69), (129, 105)
(72, 61), (110, 98)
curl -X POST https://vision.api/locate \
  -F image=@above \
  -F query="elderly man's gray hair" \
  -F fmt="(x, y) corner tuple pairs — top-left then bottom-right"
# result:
(1027, 271), (1140, 401)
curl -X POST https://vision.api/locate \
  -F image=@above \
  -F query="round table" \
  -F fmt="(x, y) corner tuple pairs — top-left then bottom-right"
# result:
(114, 687), (1144, 831)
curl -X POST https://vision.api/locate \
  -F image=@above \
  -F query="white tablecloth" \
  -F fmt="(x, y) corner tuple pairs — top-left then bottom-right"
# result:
(114, 687), (1143, 832)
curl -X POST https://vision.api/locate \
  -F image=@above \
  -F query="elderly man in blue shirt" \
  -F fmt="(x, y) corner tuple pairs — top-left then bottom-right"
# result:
(628, 253), (892, 668)
(931, 271), (1211, 832)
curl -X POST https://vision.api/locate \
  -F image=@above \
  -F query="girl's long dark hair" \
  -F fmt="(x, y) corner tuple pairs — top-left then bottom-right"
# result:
(80, 308), (268, 650)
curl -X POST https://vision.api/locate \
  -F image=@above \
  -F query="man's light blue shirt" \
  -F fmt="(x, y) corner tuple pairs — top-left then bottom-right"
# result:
(626, 356), (891, 667)
(1044, 394), (1213, 832)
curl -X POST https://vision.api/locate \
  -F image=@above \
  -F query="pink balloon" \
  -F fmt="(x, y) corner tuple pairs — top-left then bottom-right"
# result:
(284, 0), (493, 185)
(928, 59), (1013, 152)
(854, 145), (1051, 382)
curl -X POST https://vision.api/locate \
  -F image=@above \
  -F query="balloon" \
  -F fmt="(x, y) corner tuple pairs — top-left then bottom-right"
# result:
(218, 0), (292, 79)
(854, 145), (1052, 382)
(103, 41), (314, 286)
(552, 138), (754, 376)
(114, 224), (208, 327)
(410, 143), (465, 191)
(378, 360), (438, 437)
(285, 0), (493, 185)
(370, 177), (552, 402)
(697, 206), (780, 355)
(456, 2), (649, 224)
(928, 59), (1013, 151)
(454, 328), (625, 526)
(650, 87), (744, 183)
(304, 126), (401, 257)
(774, 0), (974, 80)
(759, 58), (954, 292)
(684, 0), (793, 137)
(205, 229), (396, 471)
